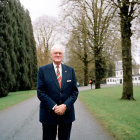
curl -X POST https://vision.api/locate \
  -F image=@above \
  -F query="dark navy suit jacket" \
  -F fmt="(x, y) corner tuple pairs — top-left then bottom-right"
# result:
(37, 63), (79, 124)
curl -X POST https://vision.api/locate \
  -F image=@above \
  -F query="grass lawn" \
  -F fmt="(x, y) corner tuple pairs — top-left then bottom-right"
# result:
(79, 86), (140, 140)
(0, 90), (36, 111)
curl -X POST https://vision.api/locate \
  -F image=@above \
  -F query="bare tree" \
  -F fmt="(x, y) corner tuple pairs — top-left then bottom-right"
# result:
(66, 14), (93, 85)
(33, 16), (57, 67)
(60, 1), (93, 85)
(65, 0), (117, 88)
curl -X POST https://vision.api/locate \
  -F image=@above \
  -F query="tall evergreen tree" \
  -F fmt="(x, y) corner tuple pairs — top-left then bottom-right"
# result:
(0, 0), (14, 96)
(8, 0), (20, 91)
(0, 0), (37, 96)
(12, 0), (37, 90)
(24, 10), (37, 89)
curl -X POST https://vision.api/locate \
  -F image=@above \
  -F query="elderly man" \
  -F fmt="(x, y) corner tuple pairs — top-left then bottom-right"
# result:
(37, 45), (79, 140)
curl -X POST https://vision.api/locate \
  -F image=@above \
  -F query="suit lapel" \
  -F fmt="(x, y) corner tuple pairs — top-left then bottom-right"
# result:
(48, 63), (60, 90)
(61, 64), (68, 91)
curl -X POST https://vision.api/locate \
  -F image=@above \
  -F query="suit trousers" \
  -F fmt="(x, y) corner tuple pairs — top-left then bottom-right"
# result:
(42, 123), (72, 140)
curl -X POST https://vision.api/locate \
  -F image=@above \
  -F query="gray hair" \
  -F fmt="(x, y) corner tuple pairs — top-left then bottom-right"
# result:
(50, 45), (64, 54)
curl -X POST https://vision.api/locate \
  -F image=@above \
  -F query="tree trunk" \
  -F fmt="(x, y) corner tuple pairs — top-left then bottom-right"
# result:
(84, 61), (88, 86)
(95, 59), (101, 89)
(94, 45), (101, 89)
(120, 7), (135, 100)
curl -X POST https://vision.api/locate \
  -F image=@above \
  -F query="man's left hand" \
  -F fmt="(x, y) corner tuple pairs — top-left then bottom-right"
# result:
(54, 104), (67, 115)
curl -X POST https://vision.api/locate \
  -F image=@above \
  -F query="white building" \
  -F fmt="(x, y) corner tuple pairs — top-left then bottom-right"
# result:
(106, 61), (140, 85)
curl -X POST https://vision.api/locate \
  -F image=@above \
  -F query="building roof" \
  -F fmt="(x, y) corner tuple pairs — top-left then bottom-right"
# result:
(133, 74), (140, 76)
(115, 61), (122, 71)
(106, 76), (118, 79)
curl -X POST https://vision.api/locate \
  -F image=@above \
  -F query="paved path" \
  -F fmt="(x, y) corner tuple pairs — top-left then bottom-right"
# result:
(0, 86), (115, 140)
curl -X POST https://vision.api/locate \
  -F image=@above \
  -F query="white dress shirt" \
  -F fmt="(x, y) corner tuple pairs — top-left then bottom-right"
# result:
(52, 62), (62, 110)
(53, 62), (62, 77)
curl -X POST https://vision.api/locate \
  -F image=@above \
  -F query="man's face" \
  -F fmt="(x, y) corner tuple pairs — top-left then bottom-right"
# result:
(51, 48), (63, 65)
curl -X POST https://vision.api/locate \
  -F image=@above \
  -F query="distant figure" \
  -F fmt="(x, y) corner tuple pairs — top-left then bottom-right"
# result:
(89, 79), (93, 89)
(37, 45), (79, 140)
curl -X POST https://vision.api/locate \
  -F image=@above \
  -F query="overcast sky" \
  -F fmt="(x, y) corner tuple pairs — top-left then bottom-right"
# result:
(19, 0), (61, 21)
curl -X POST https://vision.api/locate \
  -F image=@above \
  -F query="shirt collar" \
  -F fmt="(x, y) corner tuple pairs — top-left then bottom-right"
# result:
(53, 62), (61, 69)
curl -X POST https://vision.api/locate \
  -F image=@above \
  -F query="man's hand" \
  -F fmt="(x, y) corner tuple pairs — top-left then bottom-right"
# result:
(54, 104), (67, 115)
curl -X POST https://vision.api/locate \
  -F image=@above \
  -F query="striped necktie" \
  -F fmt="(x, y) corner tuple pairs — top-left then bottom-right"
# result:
(56, 65), (61, 88)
